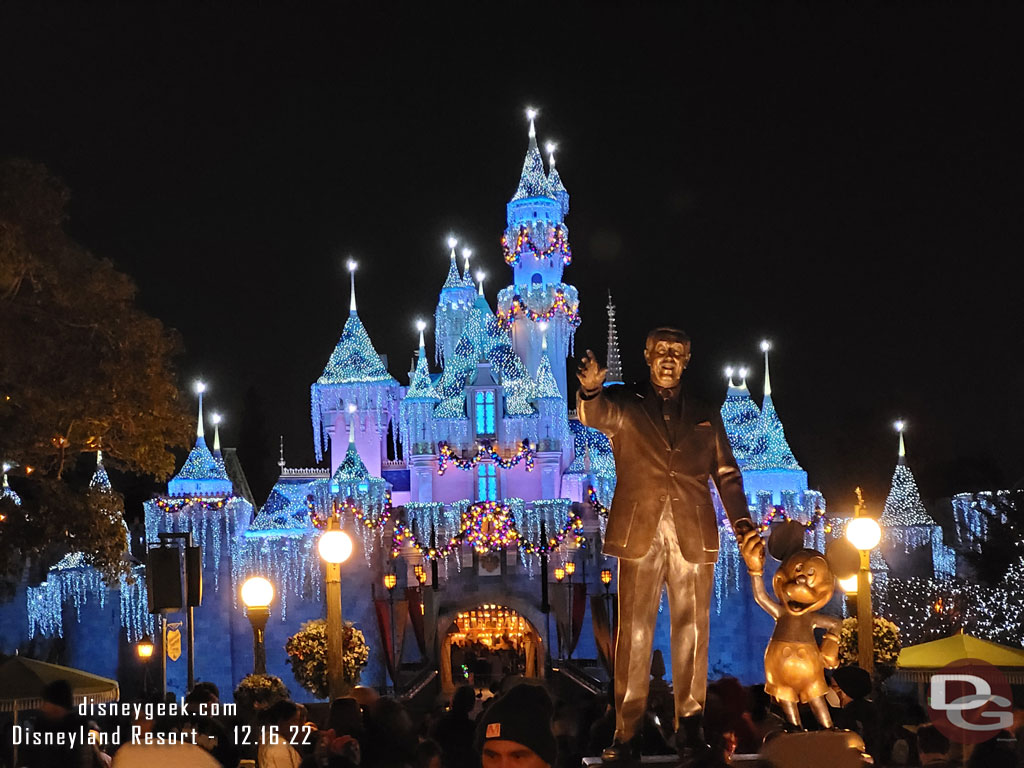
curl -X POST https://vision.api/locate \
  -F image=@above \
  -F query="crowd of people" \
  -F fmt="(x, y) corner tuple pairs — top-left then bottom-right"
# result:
(7, 667), (1024, 768)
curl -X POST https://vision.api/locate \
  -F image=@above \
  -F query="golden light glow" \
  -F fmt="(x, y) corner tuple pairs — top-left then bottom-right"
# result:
(136, 635), (155, 659)
(318, 529), (353, 564)
(600, 568), (613, 586)
(846, 517), (882, 551)
(554, 567), (565, 582)
(383, 573), (397, 591)
(453, 605), (528, 648)
(564, 561), (576, 577)
(241, 576), (274, 608)
(838, 575), (859, 594)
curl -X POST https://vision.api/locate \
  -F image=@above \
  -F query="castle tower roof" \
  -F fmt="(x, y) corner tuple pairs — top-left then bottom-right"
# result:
(405, 324), (440, 401)
(317, 264), (398, 387)
(90, 450), (112, 492)
(534, 338), (562, 401)
(721, 366), (761, 464)
(511, 110), (554, 201)
(882, 423), (936, 527)
(1, 462), (21, 507)
(442, 241), (464, 290)
(546, 142), (569, 216)
(745, 342), (802, 471)
(168, 383), (232, 495)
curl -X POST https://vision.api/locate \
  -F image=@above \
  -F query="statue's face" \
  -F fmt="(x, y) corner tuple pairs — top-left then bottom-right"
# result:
(644, 338), (691, 389)
(773, 551), (834, 616)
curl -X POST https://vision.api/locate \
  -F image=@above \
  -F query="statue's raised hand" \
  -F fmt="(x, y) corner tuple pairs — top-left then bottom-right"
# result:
(576, 349), (607, 393)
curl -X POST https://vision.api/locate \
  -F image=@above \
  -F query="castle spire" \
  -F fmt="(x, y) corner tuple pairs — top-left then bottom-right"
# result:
(745, 340), (801, 471)
(895, 419), (907, 466)
(212, 413), (222, 455)
(882, 420), (935, 526)
(605, 291), (623, 385)
(721, 365), (761, 466)
(194, 380), (206, 438)
(511, 108), (553, 201)
(278, 435), (286, 471)
(546, 141), (569, 216)
(347, 259), (358, 314)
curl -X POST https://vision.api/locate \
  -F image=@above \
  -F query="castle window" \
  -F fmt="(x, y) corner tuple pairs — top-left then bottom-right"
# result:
(477, 463), (497, 501)
(475, 390), (496, 436)
(531, 273), (543, 284)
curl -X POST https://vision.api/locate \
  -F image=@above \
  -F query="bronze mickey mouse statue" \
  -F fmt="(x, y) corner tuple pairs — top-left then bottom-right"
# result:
(740, 519), (859, 730)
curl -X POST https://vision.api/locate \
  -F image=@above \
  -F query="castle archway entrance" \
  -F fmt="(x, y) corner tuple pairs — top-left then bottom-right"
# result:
(439, 604), (543, 692)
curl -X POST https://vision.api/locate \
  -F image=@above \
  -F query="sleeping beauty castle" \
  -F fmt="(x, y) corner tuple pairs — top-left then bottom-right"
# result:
(0, 112), (957, 701)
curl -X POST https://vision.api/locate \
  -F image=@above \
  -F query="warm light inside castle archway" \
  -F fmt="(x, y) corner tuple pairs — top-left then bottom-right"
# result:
(450, 604), (529, 649)
(440, 604), (543, 691)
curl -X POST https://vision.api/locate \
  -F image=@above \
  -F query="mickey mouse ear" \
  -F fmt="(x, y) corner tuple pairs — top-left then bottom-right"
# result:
(826, 537), (860, 581)
(766, 520), (807, 562)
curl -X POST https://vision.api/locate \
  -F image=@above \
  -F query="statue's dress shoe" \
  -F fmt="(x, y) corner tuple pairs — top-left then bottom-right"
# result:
(601, 739), (640, 766)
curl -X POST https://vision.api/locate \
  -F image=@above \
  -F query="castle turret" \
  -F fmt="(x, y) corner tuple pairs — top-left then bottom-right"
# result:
(881, 421), (955, 578)
(311, 261), (400, 475)
(497, 110), (579, 401)
(434, 238), (477, 366)
(720, 366), (761, 466)
(742, 341), (808, 505)
(168, 381), (233, 498)
(399, 321), (440, 457)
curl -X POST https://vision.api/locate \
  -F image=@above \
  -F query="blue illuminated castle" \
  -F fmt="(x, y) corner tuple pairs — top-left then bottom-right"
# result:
(2, 113), (943, 700)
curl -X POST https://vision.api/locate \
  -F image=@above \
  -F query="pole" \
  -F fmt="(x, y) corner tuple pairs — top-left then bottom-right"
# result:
(856, 548), (874, 675)
(160, 614), (168, 701)
(389, 589), (397, 692)
(248, 607), (270, 675)
(540, 522), (550, 666)
(567, 574), (574, 661)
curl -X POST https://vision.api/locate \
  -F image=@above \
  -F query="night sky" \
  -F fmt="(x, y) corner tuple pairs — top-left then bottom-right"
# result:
(2, 5), (1022, 511)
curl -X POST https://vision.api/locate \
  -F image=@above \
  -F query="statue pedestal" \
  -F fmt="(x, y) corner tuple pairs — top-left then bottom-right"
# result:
(761, 730), (870, 768)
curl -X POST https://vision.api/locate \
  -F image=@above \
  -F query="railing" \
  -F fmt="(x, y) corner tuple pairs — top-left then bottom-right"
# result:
(398, 668), (438, 702)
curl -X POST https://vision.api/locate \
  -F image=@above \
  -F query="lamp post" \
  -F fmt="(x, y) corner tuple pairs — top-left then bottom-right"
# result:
(564, 561), (576, 660)
(241, 576), (274, 675)
(554, 567), (565, 658)
(846, 488), (882, 675)
(383, 571), (398, 691)
(600, 568), (612, 597)
(318, 516), (354, 700)
(136, 635), (155, 697)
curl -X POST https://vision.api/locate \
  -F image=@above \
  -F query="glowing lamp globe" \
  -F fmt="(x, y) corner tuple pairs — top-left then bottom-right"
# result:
(600, 568), (613, 586)
(136, 635), (155, 659)
(838, 575), (859, 594)
(383, 573), (398, 591)
(846, 517), (882, 551)
(319, 529), (354, 564)
(554, 567), (565, 582)
(564, 561), (576, 577)
(241, 576), (274, 609)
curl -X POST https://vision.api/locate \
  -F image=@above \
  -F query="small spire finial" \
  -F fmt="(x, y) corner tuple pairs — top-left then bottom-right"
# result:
(212, 412), (222, 454)
(193, 380), (206, 438)
(347, 259), (358, 314)
(416, 319), (427, 350)
(738, 366), (749, 387)
(461, 247), (472, 278)
(539, 321), (549, 352)
(278, 436), (285, 470)
(475, 270), (485, 296)
(526, 107), (537, 139)
(546, 141), (557, 169)
(724, 366), (735, 388)
(760, 340), (772, 397)
(894, 420), (906, 464)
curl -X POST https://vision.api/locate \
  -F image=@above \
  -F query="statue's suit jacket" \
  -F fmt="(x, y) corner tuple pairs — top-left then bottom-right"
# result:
(578, 381), (751, 563)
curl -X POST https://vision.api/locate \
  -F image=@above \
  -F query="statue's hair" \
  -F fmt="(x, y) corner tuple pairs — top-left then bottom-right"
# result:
(645, 327), (690, 348)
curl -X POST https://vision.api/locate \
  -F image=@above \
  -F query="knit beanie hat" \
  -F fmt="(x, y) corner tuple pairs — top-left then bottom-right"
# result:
(474, 684), (557, 766)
